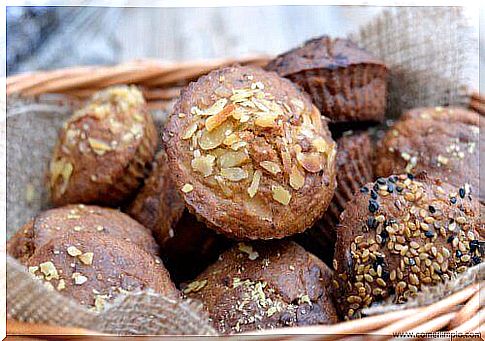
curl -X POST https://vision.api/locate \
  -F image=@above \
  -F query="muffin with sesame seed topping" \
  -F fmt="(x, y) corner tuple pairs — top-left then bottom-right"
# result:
(374, 106), (483, 203)
(25, 232), (177, 312)
(183, 241), (338, 334)
(48, 85), (158, 207)
(333, 173), (482, 320)
(163, 65), (337, 240)
(266, 36), (388, 123)
(7, 204), (159, 263)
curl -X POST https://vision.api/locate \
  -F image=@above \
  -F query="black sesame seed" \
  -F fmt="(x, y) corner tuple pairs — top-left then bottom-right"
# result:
(377, 178), (386, 185)
(447, 236), (454, 243)
(450, 197), (457, 204)
(396, 186), (403, 193)
(360, 186), (369, 193)
(381, 269), (390, 281)
(425, 231), (435, 238)
(459, 188), (465, 198)
(388, 176), (397, 183)
(379, 230), (389, 244)
(469, 240), (479, 252)
(367, 217), (378, 229)
(375, 255), (385, 265)
(428, 205), (436, 214)
(373, 183), (380, 192)
(387, 184), (394, 193)
(409, 258), (416, 266)
(456, 250), (462, 258)
(368, 200), (379, 213)
(435, 269), (443, 275)
(472, 256), (481, 265)
(370, 190), (378, 200)
(407, 173), (414, 179)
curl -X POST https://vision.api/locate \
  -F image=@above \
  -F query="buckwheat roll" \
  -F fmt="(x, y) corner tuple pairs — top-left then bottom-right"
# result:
(183, 241), (338, 334)
(25, 232), (177, 312)
(49, 85), (158, 207)
(333, 174), (482, 319)
(163, 65), (337, 240)
(266, 36), (388, 123)
(7, 204), (159, 263)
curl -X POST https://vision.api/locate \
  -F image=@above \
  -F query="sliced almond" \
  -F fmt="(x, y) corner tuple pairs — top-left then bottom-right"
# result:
(220, 167), (248, 181)
(191, 154), (215, 177)
(247, 170), (262, 198)
(39, 261), (59, 281)
(181, 184), (194, 193)
(50, 158), (73, 193)
(88, 138), (112, 155)
(254, 112), (278, 128)
(218, 151), (249, 168)
(215, 175), (233, 197)
(67, 246), (83, 257)
(272, 185), (291, 205)
(289, 165), (305, 190)
(205, 103), (235, 131)
(296, 152), (323, 173)
(199, 121), (233, 150)
(79, 252), (94, 265)
(182, 122), (198, 140)
(199, 98), (228, 116)
(259, 161), (281, 175)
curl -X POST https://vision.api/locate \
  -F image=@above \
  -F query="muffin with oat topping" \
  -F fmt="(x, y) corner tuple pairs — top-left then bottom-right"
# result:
(183, 241), (338, 334)
(25, 232), (177, 312)
(295, 131), (375, 265)
(333, 174), (482, 320)
(7, 204), (159, 263)
(48, 85), (158, 207)
(266, 36), (388, 123)
(374, 107), (483, 203)
(127, 150), (232, 283)
(163, 65), (337, 240)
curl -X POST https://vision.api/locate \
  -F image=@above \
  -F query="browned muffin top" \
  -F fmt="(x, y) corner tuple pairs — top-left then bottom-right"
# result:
(7, 204), (159, 262)
(26, 232), (177, 312)
(163, 65), (337, 239)
(333, 174), (482, 319)
(49, 85), (158, 206)
(183, 241), (338, 334)
(127, 150), (186, 244)
(374, 107), (482, 202)
(266, 36), (384, 76)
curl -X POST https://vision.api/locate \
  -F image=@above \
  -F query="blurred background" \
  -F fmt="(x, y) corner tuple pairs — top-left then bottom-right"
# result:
(5, 5), (483, 90)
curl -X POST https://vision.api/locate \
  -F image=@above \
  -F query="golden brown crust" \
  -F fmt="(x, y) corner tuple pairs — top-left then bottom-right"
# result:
(295, 131), (375, 265)
(25, 232), (177, 311)
(374, 107), (482, 202)
(266, 36), (388, 123)
(49, 85), (158, 207)
(7, 204), (159, 262)
(127, 150), (186, 244)
(184, 241), (338, 334)
(163, 65), (337, 240)
(333, 174), (482, 319)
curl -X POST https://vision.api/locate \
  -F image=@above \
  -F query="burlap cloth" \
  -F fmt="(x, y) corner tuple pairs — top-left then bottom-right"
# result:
(5, 7), (480, 336)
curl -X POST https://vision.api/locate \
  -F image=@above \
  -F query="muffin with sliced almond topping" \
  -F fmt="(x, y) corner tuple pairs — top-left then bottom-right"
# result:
(266, 36), (388, 123)
(163, 65), (337, 240)
(127, 150), (232, 283)
(7, 204), (159, 263)
(183, 241), (338, 334)
(25, 232), (177, 312)
(48, 85), (158, 207)
(374, 107), (483, 203)
(333, 174), (482, 320)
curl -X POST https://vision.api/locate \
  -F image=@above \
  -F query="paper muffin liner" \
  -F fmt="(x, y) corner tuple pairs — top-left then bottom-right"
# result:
(289, 64), (388, 123)
(294, 131), (374, 265)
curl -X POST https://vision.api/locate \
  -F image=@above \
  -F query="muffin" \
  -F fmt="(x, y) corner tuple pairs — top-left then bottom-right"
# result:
(266, 36), (388, 123)
(374, 106), (482, 203)
(295, 131), (375, 265)
(183, 241), (338, 334)
(333, 174), (482, 319)
(127, 151), (232, 283)
(25, 232), (177, 311)
(48, 85), (158, 207)
(7, 204), (159, 263)
(163, 65), (337, 240)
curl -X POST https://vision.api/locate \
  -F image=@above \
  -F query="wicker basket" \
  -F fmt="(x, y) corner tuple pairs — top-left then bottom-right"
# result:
(5, 57), (484, 338)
